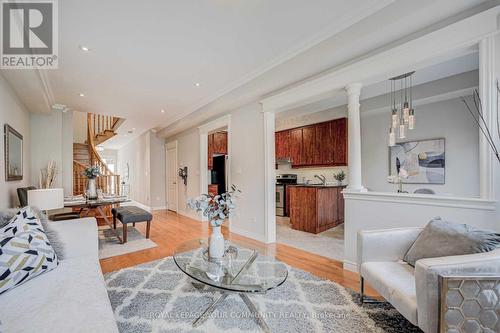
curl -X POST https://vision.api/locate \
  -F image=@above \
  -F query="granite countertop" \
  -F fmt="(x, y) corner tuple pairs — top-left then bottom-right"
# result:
(290, 183), (346, 188)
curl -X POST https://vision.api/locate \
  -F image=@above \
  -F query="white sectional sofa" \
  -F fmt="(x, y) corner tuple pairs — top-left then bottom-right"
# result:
(0, 218), (118, 333)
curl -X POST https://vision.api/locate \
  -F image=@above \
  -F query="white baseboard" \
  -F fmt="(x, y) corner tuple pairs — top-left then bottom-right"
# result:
(343, 259), (358, 273)
(151, 205), (167, 211)
(230, 226), (266, 243)
(177, 210), (203, 222)
(122, 200), (152, 212)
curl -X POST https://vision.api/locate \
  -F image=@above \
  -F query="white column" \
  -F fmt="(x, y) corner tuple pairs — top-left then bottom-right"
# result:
(262, 109), (276, 244)
(345, 83), (366, 192)
(478, 36), (496, 200)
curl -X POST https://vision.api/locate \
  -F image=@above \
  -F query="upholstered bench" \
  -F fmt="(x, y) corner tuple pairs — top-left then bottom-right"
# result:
(111, 206), (153, 244)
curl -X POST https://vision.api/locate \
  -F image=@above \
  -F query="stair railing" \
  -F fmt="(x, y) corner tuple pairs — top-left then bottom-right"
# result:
(87, 114), (121, 195)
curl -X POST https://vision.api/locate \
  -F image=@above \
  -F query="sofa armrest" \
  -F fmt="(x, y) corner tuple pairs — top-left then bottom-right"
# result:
(357, 227), (422, 266)
(48, 217), (98, 259)
(414, 248), (500, 333)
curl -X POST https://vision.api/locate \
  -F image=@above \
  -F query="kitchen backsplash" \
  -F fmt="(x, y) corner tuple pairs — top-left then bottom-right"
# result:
(276, 163), (348, 184)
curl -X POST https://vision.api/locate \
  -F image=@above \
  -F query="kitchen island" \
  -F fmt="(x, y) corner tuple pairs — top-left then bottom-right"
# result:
(288, 184), (346, 233)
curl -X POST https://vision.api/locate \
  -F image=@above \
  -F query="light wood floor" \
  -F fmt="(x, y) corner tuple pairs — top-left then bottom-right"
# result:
(99, 210), (378, 296)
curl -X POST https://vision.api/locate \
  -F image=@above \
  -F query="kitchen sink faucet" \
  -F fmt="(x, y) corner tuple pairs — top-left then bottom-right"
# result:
(314, 174), (326, 185)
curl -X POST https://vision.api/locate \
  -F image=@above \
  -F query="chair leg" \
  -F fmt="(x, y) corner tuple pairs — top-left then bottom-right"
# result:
(146, 221), (151, 239)
(113, 215), (116, 229)
(133, 222), (135, 227)
(360, 277), (365, 305)
(122, 223), (127, 244)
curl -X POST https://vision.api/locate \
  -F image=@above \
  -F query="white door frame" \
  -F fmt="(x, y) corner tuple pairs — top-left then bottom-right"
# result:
(198, 115), (232, 227)
(166, 140), (178, 212)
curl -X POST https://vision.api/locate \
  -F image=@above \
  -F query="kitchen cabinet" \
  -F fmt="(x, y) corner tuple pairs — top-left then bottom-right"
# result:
(332, 118), (347, 166)
(289, 128), (303, 166)
(314, 122), (333, 165)
(289, 185), (345, 234)
(208, 131), (228, 170)
(275, 130), (290, 160)
(274, 118), (347, 168)
(285, 185), (291, 217)
(301, 126), (315, 165)
(208, 184), (218, 197)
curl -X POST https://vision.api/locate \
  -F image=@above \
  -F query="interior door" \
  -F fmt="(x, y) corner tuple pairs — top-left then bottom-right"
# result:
(167, 147), (178, 212)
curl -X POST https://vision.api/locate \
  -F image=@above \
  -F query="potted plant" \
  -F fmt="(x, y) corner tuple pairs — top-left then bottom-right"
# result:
(334, 170), (346, 185)
(187, 185), (240, 259)
(83, 165), (102, 200)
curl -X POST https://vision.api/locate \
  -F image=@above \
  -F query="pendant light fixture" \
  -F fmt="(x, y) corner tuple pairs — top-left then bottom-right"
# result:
(388, 71), (415, 146)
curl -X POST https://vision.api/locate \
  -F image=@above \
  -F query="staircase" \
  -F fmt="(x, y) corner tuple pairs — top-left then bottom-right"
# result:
(73, 113), (123, 196)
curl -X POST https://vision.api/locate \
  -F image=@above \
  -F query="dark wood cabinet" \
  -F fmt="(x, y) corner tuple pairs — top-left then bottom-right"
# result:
(208, 131), (227, 170)
(275, 130), (290, 160)
(274, 118), (347, 168)
(301, 126), (315, 165)
(332, 118), (347, 166)
(208, 184), (218, 197)
(289, 185), (345, 233)
(314, 122), (333, 165)
(289, 128), (303, 166)
(285, 185), (291, 217)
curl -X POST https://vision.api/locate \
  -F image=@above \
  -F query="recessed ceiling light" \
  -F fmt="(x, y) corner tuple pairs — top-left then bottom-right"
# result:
(79, 45), (91, 52)
(161, 109), (165, 113)
(194, 82), (201, 87)
(132, 127), (136, 130)
(78, 93), (85, 97)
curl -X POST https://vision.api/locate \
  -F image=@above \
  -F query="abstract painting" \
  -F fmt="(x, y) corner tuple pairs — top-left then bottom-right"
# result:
(389, 138), (445, 184)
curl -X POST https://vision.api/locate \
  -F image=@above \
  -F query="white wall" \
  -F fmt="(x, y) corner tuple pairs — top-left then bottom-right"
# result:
(72, 111), (87, 144)
(361, 97), (479, 197)
(117, 130), (166, 210)
(117, 131), (151, 207)
(149, 132), (166, 209)
(30, 110), (73, 195)
(0, 74), (31, 208)
(167, 127), (200, 217)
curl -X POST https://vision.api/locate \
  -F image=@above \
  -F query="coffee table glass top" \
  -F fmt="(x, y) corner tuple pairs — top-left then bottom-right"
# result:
(173, 239), (288, 293)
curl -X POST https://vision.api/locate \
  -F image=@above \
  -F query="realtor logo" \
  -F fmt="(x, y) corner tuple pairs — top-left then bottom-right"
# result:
(1, 0), (58, 69)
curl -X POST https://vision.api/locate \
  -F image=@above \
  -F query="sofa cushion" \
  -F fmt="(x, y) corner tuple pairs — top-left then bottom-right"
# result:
(361, 261), (418, 325)
(403, 217), (500, 267)
(0, 207), (59, 295)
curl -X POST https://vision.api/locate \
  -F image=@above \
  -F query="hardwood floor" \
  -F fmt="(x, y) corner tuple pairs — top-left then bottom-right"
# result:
(99, 210), (378, 297)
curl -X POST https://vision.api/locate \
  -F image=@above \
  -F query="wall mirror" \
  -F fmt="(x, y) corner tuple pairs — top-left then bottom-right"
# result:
(4, 124), (23, 181)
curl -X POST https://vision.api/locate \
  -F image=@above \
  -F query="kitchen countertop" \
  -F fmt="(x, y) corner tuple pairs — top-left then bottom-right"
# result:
(290, 183), (346, 188)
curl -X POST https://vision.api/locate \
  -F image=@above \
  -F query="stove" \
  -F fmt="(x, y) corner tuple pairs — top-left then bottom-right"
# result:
(276, 174), (297, 216)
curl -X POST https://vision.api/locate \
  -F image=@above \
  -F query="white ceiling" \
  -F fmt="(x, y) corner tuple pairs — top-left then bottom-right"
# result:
(0, 0), (494, 149)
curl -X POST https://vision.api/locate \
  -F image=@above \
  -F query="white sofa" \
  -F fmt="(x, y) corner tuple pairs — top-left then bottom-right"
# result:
(0, 218), (119, 333)
(358, 227), (500, 333)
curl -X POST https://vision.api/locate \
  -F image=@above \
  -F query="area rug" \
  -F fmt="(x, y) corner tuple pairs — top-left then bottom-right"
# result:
(104, 257), (422, 333)
(99, 225), (157, 259)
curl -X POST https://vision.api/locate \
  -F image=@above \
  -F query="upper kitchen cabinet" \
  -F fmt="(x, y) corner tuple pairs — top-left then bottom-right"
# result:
(332, 118), (347, 166)
(275, 130), (290, 161)
(289, 128), (303, 166)
(274, 117), (347, 168)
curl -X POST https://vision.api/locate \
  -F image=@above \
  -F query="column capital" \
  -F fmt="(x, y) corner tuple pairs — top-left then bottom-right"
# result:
(345, 83), (363, 97)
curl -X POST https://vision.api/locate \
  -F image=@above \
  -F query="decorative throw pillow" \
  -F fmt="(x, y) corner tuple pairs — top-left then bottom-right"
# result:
(31, 207), (65, 260)
(404, 217), (500, 267)
(0, 207), (59, 295)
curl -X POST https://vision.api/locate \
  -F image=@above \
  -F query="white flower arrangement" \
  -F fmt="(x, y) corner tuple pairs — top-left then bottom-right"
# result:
(187, 185), (240, 227)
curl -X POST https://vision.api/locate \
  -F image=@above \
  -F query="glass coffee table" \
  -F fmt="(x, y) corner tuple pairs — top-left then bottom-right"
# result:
(173, 239), (288, 332)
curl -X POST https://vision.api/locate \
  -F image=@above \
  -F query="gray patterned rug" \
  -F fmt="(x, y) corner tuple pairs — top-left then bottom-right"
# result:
(104, 257), (422, 333)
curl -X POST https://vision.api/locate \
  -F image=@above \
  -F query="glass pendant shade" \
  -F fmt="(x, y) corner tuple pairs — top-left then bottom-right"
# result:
(399, 121), (406, 139)
(403, 103), (410, 124)
(389, 128), (396, 146)
(391, 109), (398, 128)
(408, 109), (415, 130)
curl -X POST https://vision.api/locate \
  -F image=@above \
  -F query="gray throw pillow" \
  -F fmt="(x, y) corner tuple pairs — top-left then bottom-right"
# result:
(0, 209), (19, 228)
(31, 207), (65, 260)
(404, 217), (500, 267)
